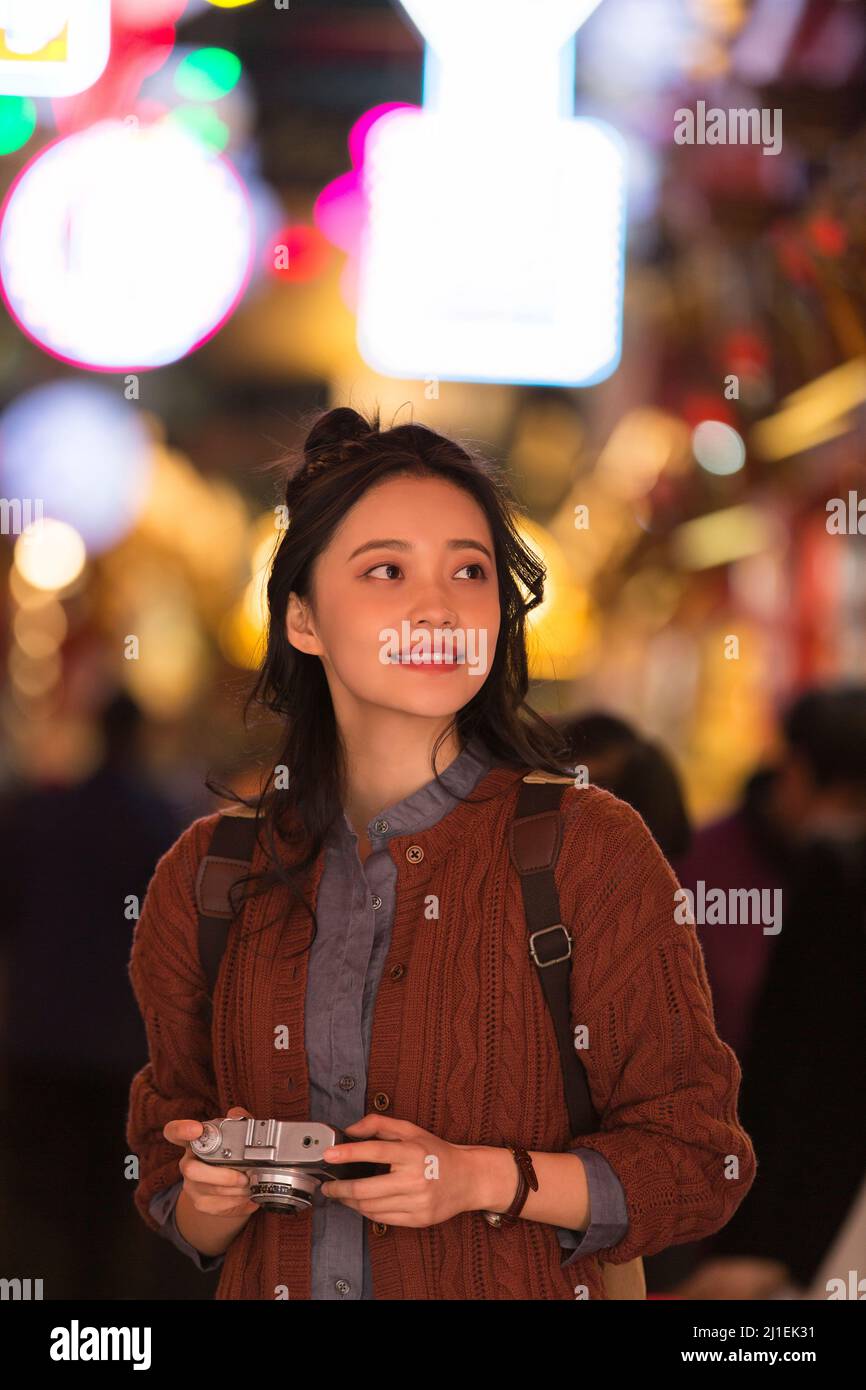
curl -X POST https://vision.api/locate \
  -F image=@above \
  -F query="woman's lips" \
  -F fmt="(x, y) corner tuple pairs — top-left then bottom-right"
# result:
(392, 655), (463, 672)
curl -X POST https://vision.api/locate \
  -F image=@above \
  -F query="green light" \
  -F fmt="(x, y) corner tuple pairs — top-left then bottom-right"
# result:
(175, 48), (242, 102)
(0, 96), (37, 156)
(170, 105), (230, 152)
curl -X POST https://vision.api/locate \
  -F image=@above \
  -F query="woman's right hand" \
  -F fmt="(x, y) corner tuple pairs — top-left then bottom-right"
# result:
(164, 1106), (260, 1220)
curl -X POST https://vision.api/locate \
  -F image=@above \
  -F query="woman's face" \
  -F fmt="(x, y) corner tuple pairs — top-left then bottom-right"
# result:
(286, 474), (501, 726)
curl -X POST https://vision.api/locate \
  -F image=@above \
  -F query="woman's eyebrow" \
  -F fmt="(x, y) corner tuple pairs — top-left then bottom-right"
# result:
(347, 538), (493, 561)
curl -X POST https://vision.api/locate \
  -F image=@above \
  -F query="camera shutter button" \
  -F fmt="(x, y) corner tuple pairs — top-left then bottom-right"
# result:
(194, 1123), (222, 1154)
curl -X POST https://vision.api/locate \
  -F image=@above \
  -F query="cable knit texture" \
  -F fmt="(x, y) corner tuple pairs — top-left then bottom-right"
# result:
(126, 764), (756, 1299)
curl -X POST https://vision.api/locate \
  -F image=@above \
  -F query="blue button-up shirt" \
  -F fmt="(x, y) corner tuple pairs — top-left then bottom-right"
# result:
(149, 735), (629, 1292)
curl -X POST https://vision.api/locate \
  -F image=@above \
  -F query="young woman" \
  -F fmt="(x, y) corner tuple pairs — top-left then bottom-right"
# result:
(126, 406), (756, 1300)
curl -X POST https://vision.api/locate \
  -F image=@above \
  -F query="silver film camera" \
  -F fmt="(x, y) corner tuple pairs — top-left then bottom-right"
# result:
(190, 1117), (392, 1213)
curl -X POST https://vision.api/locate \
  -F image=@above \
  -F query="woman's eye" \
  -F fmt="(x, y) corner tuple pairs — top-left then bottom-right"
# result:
(364, 563), (402, 580)
(455, 563), (486, 580)
(363, 561), (487, 580)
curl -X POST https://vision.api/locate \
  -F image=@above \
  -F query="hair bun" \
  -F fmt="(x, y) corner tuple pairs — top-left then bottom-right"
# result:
(303, 407), (371, 464)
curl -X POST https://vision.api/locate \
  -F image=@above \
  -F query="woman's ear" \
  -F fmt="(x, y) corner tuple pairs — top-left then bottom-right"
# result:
(286, 590), (322, 656)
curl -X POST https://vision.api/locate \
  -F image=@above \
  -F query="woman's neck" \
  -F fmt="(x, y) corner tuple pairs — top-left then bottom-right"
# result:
(341, 724), (465, 838)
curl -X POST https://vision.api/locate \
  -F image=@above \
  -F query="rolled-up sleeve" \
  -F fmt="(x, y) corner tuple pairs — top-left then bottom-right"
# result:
(149, 1182), (226, 1274)
(555, 1149), (629, 1264)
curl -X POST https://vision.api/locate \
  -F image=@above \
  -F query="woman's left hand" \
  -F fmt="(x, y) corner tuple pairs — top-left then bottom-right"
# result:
(321, 1113), (481, 1227)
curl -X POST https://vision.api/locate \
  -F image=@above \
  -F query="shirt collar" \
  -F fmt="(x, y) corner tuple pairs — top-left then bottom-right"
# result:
(330, 734), (495, 848)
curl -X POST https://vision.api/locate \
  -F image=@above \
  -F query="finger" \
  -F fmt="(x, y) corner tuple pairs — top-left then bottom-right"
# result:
(191, 1194), (260, 1216)
(185, 1180), (252, 1204)
(342, 1116), (421, 1141)
(324, 1174), (407, 1201)
(182, 1158), (251, 1188)
(336, 1200), (417, 1222)
(323, 1139), (406, 1165)
(163, 1119), (205, 1147)
(188, 1184), (255, 1204)
(334, 1195), (418, 1215)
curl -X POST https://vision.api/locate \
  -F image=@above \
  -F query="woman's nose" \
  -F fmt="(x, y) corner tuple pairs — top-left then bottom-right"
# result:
(408, 608), (458, 629)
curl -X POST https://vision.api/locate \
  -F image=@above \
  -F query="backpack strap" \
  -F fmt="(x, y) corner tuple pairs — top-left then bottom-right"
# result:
(509, 770), (599, 1137)
(195, 777), (599, 1138)
(195, 807), (259, 1005)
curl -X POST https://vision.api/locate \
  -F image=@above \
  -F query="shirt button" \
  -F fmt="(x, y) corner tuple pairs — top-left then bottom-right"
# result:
(373, 819), (389, 834)
(371, 894), (382, 910)
(335, 1279), (351, 1295)
(406, 845), (424, 863)
(338, 1075), (355, 1091)
(372, 1222), (389, 1235)
(373, 1091), (390, 1111)
(389, 963), (405, 980)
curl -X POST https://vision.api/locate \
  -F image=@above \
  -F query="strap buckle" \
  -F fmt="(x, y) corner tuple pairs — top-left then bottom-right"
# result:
(528, 923), (572, 968)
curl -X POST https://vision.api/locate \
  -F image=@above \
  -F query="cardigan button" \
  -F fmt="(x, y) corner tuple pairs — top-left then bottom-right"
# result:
(373, 1091), (390, 1111)
(406, 844), (424, 864)
(372, 1222), (388, 1235)
(389, 963), (405, 980)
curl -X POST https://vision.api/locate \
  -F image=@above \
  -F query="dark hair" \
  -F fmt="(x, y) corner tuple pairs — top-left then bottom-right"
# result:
(553, 711), (692, 861)
(782, 685), (866, 790)
(208, 404), (576, 954)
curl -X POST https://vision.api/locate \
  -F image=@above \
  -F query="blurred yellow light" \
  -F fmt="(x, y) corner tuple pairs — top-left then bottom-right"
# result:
(123, 597), (209, 719)
(673, 505), (772, 570)
(13, 600), (68, 657)
(137, 446), (249, 586)
(516, 516), (598, 681)
(218, 511), (282, 669)
(13, 519), (86, 591)
(752, 357), (866, 460)
(8, 646), (62, 697)
(220, 594), (268, 670)
(9, 566), (56, 608)
(596, 409), (689, 499)
(246, 520), (281, 625)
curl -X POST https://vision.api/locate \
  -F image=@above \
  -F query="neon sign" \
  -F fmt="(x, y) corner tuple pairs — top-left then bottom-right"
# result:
(0, 0), (110, 97)
(356, 0), (626, 387)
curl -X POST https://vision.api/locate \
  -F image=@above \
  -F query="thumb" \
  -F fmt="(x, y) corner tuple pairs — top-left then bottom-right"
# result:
(344, 1113), (378, 1134)
(227, 1106), (253, 1118)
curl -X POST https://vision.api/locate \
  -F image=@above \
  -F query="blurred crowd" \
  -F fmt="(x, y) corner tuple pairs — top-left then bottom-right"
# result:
(555, 684), (866, 1300)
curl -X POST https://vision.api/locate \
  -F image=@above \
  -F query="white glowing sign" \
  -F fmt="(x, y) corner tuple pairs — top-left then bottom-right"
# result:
(0, 0), (110, 97)
(0, 119), (255, 370)
(357, 0), (626, 387)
